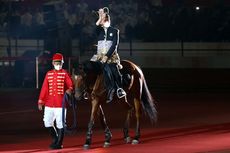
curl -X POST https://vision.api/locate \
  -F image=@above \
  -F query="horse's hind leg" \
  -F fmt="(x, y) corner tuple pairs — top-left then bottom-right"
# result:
(123, 108), (132, 143)
(98, 105), (112, 147)
(132, 98), (141, 145)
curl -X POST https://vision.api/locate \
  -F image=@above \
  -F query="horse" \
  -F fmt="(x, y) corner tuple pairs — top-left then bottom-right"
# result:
(73, 60), (157, 149)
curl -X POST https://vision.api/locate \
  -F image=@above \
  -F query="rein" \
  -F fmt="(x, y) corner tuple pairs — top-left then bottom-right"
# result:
(62, 93), (77, 134)
(75, 87), (87, 100)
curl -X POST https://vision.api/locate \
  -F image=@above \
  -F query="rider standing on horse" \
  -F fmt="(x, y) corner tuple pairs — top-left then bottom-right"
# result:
(90, 7), (126, 103)
(38, 53), (74, 149)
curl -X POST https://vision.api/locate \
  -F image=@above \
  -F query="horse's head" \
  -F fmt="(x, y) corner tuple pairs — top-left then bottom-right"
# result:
(73, 78), (85, 101)
(73, 63), (87, 101)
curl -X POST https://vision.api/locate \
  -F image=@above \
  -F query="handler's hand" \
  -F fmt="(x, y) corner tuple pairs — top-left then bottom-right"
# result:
(38, 104), (43, 111)
(66, 89), (72, 96)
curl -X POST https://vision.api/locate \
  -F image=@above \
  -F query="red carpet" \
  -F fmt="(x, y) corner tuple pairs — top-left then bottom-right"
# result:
(1, 126), (230, 153)
(1, 90), (230, 153)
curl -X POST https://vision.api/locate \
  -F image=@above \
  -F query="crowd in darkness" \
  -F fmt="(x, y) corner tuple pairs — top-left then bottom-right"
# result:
(0, 0), (229, 42)
(0, 0), (230, 87)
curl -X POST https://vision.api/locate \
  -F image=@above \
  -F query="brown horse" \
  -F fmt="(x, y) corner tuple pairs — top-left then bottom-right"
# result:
(73, 60), (157, 149)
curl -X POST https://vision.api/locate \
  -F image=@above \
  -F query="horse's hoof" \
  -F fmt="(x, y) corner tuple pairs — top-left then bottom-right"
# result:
(103, 142), (110, 148)
(83, 144), (90, 150)
(132, 139), (139, 145)
(124, 137), (131, 143)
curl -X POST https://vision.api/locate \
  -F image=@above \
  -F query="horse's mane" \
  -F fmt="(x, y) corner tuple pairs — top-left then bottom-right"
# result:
(82, 60), (102, 75)
(74, 60), (103, 91)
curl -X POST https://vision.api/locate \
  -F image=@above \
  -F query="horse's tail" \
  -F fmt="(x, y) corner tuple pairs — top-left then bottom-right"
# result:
(141, 78), (157, 124)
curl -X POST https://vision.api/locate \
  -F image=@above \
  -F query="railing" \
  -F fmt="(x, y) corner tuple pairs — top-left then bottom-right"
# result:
(1, 38), (230, 88)
(0, 38), (44, 57)
(1, 37), (230, 57)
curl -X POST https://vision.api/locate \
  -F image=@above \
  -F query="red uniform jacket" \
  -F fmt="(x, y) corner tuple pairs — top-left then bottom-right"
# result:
(38, 69), (74, 108)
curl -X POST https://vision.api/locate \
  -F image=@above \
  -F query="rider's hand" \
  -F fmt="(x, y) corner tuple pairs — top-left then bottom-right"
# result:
(98, 9), (104, 17)
(38, 103), (43, 111)
(96, 8), (106, 26)
(101, 56), (108, 63)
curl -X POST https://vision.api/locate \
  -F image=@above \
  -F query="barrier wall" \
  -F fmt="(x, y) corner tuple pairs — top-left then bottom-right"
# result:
(0, 38), (44, 57)
(1, 38), (230, 68)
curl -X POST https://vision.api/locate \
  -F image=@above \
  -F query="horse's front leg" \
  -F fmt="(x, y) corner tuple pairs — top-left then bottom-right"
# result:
(98, 105), (112, 147)
(83, 96), (99, 149)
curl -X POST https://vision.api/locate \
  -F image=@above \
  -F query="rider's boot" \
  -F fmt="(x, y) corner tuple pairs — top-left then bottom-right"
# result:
(106, 89), (115, 103)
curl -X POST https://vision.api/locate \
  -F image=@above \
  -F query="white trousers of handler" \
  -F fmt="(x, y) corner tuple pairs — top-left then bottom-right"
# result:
(43, 106), (66, 129)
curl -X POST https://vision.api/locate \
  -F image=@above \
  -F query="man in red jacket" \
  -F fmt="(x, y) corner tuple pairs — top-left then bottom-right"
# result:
(38, 53), (74, 149)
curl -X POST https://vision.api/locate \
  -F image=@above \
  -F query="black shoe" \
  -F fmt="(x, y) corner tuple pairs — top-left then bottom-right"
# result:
(106, 89), (115, 103)
(52, 128), (64, 149)
(117, 88), (126, 98)
(47, 127), (58, 149)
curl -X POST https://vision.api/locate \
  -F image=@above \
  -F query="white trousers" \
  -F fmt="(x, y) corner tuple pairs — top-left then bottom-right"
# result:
(43, 106), (66, 129)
